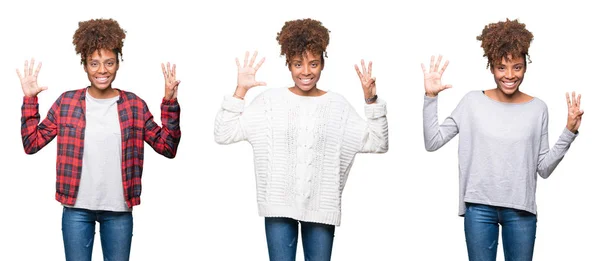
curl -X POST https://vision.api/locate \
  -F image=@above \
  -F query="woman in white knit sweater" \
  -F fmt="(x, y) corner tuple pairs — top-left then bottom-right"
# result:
(214, 18), (388, 260)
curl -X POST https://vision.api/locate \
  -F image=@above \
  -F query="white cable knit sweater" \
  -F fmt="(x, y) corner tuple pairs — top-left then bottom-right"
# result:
(214, 87), (388, 226)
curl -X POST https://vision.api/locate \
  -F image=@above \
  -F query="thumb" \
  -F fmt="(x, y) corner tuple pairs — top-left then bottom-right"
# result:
(39, 86), (48, 92)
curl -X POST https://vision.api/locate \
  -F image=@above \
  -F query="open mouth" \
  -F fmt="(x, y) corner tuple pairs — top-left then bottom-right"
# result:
(95, 76), (110, 84)
(502, 80), (518, 89)
(299, 77), (313, 84)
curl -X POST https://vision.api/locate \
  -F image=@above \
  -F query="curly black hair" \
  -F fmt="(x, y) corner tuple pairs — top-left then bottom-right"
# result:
(477, 18), (534, 68)
(72, 18), (126, 64)
(276, 18), (330, 66)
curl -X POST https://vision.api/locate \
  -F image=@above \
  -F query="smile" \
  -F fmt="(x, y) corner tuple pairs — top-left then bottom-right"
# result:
(299, 77), (313, 84)
(95, 76), (110, 83)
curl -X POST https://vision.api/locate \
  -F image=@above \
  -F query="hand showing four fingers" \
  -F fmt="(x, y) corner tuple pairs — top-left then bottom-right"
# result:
(566, 91), (584, 133)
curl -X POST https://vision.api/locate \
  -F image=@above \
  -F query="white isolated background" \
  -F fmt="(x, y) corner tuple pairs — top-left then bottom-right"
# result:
(0, 0), (598, 260)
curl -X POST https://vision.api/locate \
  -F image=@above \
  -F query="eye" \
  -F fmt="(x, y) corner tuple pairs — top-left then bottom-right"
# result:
(90, 62), (98, 67)
(515, 66), (522, 71)
(107, 61), (115, 66)
(294, 63), (301, 68)
(311, 63), (318, 67)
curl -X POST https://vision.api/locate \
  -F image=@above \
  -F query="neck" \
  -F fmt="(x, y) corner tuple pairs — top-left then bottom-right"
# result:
(289, 86), (325, 97)
(88, 86), (118, 99)
(486, 88), (525, 103)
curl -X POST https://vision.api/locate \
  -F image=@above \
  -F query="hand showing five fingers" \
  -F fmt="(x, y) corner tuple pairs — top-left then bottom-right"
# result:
(162, 62), (180, 100)
(234, 51), (266, 99)
(354, 59), (377, 103)
(421, 55), (452, 97)
(565, 91), (584, 133)
(17, 58), (48, 97)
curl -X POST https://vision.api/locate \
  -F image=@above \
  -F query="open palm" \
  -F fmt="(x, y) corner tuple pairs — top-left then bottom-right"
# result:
(17, 58), (47, 97)
(421, 55), (451, 97)
(236, 51), (266, 91)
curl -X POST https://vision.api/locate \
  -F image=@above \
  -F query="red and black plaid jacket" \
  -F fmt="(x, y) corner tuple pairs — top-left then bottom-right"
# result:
(21, 87), (181, 208)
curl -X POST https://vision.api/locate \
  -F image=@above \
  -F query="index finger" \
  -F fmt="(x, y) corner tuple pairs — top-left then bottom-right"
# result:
(354, 64), (363, 79)
(161, 63), (168, 81)
(34, 62), (42, 78)
(565, 92), (571, 108)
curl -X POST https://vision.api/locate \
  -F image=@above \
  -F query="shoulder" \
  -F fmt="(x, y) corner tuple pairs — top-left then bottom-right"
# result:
(56, 88), (86, 103)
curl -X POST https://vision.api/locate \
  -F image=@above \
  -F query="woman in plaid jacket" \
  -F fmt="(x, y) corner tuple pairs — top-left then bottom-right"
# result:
(18, 18), (181, 261)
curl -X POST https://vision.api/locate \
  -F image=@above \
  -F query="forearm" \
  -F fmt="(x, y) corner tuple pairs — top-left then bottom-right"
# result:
(423, 95), (458, 151)
(359, 99), (388, 153)
(537, 128), (578, 178)
(145, 99), (181, 158)
(214, 95), (247, 144)
(21, 96), (56, 154)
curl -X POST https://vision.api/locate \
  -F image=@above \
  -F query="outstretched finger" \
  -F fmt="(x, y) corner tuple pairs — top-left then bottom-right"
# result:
(236, 58), (241, 69)
(161, 63), (168, 81)
(439, 60), (449, 75)
(368, 61), (372, 77)
(354, 64), (363, 80)
(429, 55), (434, 72)
(565, 92), (571, 108)
(34, 62), (42, 78)
(172, 64), (177, 80)
(571, 91), (576, 109)
(254, 57), (265, 71)
(249, 51), (258, 67)
(361, 59), (367, 76)
(577, 94), (581, 109)
(24, 60), (29, 77)
(421, 63), (427, 74)
(243, 51), (249, 67)
(29, 58), (35, 75)
(434, 55), (442, 72)
(16, 68), (23, 82)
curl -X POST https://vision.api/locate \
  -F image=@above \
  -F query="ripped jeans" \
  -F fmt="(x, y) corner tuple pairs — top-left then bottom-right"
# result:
(265, 217), (335, 261)
(464, 203), (537, 261)
(62, 207), (133, 261)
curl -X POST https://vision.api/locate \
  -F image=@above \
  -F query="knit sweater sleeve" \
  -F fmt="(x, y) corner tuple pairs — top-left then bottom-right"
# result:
(346, 98), (389, 153)
(214, 94), (263, 144)
(536, 105), (578, 179)
(423, 94), (466, 152)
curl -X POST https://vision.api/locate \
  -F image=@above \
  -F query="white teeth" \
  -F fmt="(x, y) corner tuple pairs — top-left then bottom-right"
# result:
(503, 82), (515, 87)
(300, 78), (312, 83)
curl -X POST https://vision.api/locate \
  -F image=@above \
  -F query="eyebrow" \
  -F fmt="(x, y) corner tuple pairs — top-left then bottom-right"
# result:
(292, 59), (320, 63)
(88, 58), (117, 62)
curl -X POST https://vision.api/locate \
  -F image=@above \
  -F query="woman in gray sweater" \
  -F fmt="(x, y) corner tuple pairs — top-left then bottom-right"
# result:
(421, 18), (584, 261)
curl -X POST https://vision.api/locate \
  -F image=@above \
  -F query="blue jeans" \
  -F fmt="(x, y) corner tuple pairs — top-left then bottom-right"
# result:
(464, 203), (537, 261)
(265, 217), (335, 261)
(62, 207), (133, 261)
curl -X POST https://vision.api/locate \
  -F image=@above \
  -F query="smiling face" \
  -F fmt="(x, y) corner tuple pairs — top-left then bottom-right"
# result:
(83, 48), (119, 97)
(288, 51), (324, 95)
(491, 54), (526, 96)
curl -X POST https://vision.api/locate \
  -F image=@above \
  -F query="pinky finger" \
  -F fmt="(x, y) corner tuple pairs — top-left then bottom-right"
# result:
(16, 69), (23, 81)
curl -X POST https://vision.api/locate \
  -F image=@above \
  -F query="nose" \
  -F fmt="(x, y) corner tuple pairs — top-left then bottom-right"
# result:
(302, 65), (310, 75)
(97, 63), (107, 73)
(505, 68), (514, 79)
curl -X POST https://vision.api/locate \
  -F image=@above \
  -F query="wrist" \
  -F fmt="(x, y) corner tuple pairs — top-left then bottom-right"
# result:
(365, 94), (378, 104)
(425, 92), (438, 98)
(234, 86), (248, 100)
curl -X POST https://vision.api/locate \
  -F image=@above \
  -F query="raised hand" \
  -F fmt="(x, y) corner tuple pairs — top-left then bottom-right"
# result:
(354, 59), (377, 103)
(234, 51), (266, 99)
(565, 91), (584, 133)
(162, 62), (180, 100)
(16, 58), (48, 97)
(421, 55), (452, 97)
